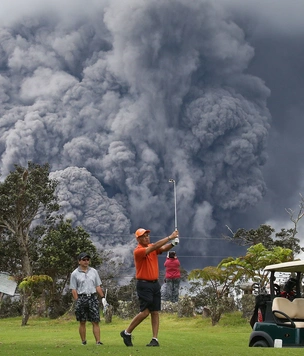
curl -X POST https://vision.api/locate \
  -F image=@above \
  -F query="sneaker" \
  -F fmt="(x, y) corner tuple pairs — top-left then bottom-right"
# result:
(120, 330), (133, 347)
(96, 341), (103, 345)
(82, 341), (87, 345)
(146, 338), (159, 347)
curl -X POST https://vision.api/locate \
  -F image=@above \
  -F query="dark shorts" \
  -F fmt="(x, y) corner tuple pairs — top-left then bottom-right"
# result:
(136, 280), (161, 312)
(75, 294), (100, 322)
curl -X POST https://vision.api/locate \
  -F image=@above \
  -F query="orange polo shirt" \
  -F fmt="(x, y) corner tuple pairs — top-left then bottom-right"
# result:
(134, 243), (161, 280)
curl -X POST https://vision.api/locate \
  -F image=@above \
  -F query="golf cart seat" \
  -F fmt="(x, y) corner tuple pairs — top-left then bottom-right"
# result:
(272, 297), (304, 328)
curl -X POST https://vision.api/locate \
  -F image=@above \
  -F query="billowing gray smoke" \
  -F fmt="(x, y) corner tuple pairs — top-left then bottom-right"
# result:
(0, 0), (272, 269)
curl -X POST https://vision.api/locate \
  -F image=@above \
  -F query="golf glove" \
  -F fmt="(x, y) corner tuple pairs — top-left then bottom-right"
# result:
(171, 237), (179, 246)
(101, 297), (109, 308)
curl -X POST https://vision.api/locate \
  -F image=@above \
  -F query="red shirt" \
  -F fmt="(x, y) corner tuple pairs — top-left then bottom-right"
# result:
(164, 258), (181, 279)
(134, 243), (162, 280)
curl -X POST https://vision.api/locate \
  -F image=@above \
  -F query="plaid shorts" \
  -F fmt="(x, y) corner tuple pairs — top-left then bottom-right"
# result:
(75, 294), (100, 322)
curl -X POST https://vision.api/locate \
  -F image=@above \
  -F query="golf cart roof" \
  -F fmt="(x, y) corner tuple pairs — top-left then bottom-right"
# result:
(264, 260), (304, 273)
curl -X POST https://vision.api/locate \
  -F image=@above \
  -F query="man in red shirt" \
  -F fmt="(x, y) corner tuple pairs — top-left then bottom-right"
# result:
(120, 228), (179, 347)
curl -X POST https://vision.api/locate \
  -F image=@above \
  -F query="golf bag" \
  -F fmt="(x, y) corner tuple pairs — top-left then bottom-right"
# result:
(249, 293), (271, 328)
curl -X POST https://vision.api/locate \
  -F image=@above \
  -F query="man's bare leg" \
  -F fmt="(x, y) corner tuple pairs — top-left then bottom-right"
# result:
(150, 311), (159, 339)
(126, 308), (150, 333)
(79, 321), (86, 343)
(92, 322), (101, 343)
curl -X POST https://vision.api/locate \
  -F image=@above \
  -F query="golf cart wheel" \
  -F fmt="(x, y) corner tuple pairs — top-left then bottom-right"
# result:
(252, 340), (269, 347)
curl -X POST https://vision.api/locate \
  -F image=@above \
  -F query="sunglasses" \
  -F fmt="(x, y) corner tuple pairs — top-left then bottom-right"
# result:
(81, 258), (90, 261)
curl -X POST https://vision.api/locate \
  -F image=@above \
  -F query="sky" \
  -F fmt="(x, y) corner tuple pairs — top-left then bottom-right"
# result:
(1, 0), (304, 273)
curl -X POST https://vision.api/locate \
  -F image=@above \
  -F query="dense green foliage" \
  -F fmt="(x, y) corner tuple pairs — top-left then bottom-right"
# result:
(220, 243), (293, 287)
(0, 163), (100, 324)
(226, 223), (304, 257)
(0, 162), (59, 278)
(0, 162), (60, 325)
(188, 243), (293, 325)
(188, 264), (243, 325)
(35, 218), (101, 291)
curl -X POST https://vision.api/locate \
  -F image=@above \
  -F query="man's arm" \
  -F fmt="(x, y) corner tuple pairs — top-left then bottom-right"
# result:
(96, 285), (105, 298)
(70, 272), (78, 300)
(145, 230), (179, 255)
(159, 243), (176, 253)
(71, 289), (78, 301)
(96, 285), (109, 307)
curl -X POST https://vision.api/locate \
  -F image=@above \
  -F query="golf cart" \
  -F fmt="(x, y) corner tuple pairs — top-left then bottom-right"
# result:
(249, 260), (304, 347)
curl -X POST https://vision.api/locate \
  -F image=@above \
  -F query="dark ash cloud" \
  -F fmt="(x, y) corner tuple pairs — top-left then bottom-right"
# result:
(1, 0), (303, 269)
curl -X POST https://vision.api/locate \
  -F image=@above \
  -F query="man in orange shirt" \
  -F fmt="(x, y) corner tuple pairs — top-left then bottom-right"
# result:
(120, 228), (179, 347)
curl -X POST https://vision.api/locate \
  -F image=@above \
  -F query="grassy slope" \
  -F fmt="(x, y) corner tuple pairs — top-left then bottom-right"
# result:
(0, 312), (303, 355)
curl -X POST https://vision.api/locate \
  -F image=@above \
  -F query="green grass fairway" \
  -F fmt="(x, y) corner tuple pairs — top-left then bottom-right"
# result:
(0, 312), (303, 355)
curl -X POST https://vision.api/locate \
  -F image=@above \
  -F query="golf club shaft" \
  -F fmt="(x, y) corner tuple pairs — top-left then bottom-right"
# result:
(169, 179), (178, 235)
(174, 183), (177, 231)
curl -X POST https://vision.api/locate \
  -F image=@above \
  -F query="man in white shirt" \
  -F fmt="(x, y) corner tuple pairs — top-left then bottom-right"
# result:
(70, 252), (107, 345)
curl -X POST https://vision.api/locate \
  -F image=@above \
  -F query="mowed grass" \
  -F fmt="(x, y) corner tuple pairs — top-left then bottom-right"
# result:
(0, 312), (303, 355)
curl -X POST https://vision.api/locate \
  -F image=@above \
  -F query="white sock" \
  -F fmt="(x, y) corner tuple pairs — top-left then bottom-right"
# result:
(125, 330), (131, 335)
(152, 337), (158, 341)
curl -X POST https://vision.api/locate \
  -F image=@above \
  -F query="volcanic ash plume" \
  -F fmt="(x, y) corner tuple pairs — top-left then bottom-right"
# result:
(0, 0), (271, 266)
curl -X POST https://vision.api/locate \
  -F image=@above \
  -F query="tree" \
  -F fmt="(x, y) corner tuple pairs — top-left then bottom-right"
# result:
(224, 194), (304, 257)
(188, 244), (293, 325)
(188, 265), (243, 325)
(224, 224), (275, 248)
(0, 230), (21, 275)
(18, 275), (53, 318)
(275, 195), (304, 257)
(0, 162), (59, 325)
(274, 228), (304, 257)
(219, 243), (293, 289)
(224, 224), (303, 258)
(34, 218), (101, 318)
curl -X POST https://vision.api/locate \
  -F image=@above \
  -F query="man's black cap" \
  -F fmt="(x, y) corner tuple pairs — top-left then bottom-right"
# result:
(78, 252), (91, 261)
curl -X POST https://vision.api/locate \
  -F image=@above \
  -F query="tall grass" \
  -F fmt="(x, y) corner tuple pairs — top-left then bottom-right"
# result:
(0, 312), (303, 355)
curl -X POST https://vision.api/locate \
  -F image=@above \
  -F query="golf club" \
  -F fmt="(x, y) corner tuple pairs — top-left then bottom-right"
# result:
(168, 179), (177, 231)
(169, 179), (179, 244)
(103, 288), (109, 313)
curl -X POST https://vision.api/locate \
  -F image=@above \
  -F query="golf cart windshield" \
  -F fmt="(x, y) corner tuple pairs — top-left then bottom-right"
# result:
(264, 260), (303, 301)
